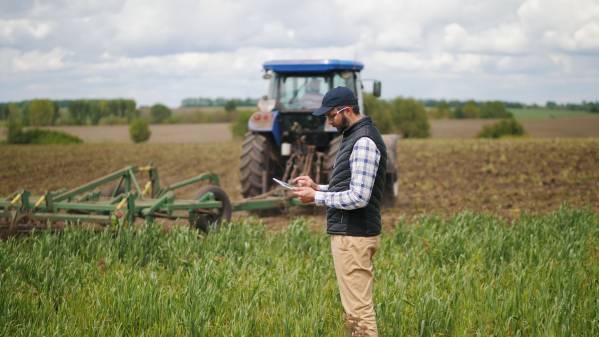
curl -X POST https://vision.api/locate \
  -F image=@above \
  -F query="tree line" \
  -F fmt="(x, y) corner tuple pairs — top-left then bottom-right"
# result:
(0, 99), (137, 126)
(364, 95), (531, 139)
(427, 100), (513, 119)
(422, 99), (599, 118)
(181, 97), (257, 108)
(545, 101), (599, 112)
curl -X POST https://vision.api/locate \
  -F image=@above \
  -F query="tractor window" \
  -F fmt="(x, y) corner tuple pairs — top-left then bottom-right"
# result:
(277, 76), (329, 111)
(332, 72), (357, 94)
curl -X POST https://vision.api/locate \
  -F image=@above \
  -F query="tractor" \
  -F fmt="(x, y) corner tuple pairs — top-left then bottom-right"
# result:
(240, 59), (399, 205)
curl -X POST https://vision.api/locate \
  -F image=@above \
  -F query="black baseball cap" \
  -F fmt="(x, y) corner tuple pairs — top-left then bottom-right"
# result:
(312, 86), (358, 116)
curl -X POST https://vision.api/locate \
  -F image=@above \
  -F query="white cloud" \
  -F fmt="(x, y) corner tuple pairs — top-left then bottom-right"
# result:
(518, 0), (599, 51)
(0, 0), (598, 105)
(443, 22), (528, 54)
(574, 22), (599, 50)
(0, 19), (51, 43)
(0, 47), (69, 73)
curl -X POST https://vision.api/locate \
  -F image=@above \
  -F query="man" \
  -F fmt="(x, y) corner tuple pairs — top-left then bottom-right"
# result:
(292, 86), (387, 337)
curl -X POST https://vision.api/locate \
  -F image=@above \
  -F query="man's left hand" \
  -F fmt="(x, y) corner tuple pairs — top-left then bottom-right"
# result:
(291, 186), (316, 204)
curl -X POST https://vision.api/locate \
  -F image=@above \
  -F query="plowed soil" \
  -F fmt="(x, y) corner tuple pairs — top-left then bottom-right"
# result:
(1, 139), (598, 230)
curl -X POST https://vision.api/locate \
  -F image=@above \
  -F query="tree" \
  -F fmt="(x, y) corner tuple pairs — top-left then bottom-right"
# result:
(0, 104), (8, 120)
(224, 100), (237, 113)
(129, 118), (151, 143)
(390, 97), (430, 138)
(26, 99), (57, 126)
(230, 110), (253, 138)
(436, 101), (451, 118)
(480, 101), (511, 119)
(478, 118), (525, 138)
(150, 104), (172, 123)
(88, 101), (102, 125)
(363, 93), (394, 134)
(6, 104), (23, 143)
(69, 100), (88, 125)
(462, 100), (480, 118)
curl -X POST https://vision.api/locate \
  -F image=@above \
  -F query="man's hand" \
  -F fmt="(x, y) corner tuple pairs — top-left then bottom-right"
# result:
(291, 186), (316, 204)
(292, 175), (318, 190)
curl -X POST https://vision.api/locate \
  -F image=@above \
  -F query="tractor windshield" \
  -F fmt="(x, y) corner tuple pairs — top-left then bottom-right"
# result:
(272, 72), (357, 111)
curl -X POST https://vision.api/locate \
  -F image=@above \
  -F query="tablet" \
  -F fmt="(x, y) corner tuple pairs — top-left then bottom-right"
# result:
(272, 178), (294, 189)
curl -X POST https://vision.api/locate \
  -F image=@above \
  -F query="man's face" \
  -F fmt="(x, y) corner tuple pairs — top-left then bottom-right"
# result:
(326, 106), (350, 133)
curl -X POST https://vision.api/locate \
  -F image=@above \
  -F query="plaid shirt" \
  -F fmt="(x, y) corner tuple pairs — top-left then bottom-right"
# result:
(315, 137), (381, 209)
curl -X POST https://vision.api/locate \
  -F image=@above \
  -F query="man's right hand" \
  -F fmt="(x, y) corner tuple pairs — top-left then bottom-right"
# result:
(292, 175), (318, 190)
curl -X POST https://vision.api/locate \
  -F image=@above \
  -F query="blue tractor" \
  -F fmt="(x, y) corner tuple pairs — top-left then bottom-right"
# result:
(240, 59), (399, 205)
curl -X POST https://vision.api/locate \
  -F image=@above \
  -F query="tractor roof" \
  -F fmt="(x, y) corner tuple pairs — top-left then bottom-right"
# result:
(263, 59), (364, 74)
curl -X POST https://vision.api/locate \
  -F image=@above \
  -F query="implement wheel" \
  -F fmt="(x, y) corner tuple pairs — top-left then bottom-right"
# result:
(192, 185), (232, 232)
(240, 132), (282, 197)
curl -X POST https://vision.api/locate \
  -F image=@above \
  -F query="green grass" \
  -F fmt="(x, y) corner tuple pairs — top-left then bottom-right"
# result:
(1, 207), (598, 336)
(509, 107), (595, 119)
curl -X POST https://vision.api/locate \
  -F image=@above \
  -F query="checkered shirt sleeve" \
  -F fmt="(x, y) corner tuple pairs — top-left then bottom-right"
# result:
(314, 137), (381, 209)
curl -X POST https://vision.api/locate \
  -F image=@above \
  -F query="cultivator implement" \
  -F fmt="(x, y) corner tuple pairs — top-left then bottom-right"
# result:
(0, 165), (300, 237)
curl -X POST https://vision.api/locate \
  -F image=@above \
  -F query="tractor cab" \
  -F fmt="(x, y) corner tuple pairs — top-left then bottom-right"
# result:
(249, 60), (381, 148)
(263, 60), (365, 113)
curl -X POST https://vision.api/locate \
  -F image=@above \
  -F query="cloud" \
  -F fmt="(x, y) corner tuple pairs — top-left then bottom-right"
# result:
(574, 22), (599, 50)
(443, 22), (528, 54)
(517, 0), (599, 51)
(0, 0), (598, 105)
(0, 47), (69, 73)
(0, 19), (51, 44)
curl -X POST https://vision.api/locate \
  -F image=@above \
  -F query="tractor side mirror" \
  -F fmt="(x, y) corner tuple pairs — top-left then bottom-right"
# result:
(373, 80), (382, 97)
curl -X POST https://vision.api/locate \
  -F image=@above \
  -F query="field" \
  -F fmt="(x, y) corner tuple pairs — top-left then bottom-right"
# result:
(1, 208), (597, 336)
(509, 107), (596, 119)
(3, 114), (599, 143)
(429, 116), (599, 138)
(0, 123), (233, 143)
(1, 138), (598, 336)
(1, 139), (598, 226)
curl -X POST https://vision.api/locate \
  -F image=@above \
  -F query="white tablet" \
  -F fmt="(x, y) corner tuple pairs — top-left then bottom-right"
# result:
(272, 178), (294, 190)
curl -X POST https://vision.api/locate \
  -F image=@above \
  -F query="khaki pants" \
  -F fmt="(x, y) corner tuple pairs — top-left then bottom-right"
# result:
(331, 234), (381, 337)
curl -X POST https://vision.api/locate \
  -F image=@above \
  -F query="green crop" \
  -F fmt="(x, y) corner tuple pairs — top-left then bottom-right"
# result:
(1, 206), (597, 336)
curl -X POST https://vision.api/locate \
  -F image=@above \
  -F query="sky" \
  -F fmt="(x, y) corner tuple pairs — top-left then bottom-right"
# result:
(1, 0), (598, 107)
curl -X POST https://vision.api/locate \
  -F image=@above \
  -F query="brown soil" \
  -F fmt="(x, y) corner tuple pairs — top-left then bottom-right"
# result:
(0, 123), (232, 143)
(1, 139), (598, 232)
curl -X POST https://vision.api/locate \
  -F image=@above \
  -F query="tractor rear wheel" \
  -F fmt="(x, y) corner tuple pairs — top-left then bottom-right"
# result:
(240, 133), (282, 198)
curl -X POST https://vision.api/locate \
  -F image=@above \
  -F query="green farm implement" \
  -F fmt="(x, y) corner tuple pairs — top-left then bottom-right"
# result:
(0, 165), (300, 237)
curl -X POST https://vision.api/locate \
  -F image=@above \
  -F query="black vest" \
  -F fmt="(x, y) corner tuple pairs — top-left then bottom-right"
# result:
(326, 117), (387, 236)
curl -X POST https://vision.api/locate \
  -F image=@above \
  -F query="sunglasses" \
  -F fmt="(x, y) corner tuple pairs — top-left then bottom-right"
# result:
(327, 106), (349, 120)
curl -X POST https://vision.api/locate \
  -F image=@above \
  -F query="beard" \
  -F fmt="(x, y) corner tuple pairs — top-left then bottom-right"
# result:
(336, 115), (350, 134)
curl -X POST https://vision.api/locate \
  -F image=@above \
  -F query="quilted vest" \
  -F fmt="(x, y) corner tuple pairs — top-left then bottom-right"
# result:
(326, 116), (387, 236)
